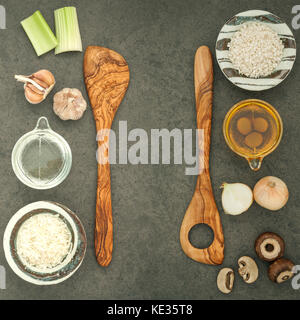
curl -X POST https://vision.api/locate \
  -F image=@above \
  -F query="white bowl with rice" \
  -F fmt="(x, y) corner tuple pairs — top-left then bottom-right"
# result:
(3, 201), (87, 285)
(216, 10), (296, 91)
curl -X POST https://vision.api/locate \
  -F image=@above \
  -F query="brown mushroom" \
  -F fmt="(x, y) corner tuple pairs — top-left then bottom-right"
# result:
(255, 232), (285, 262)
(268, 258), (295, 283)
(217, 268), (234, 294)
(238, 256), (259, 284)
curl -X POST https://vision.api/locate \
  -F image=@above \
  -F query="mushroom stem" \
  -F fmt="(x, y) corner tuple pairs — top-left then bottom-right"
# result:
(14, 75), (46, 92)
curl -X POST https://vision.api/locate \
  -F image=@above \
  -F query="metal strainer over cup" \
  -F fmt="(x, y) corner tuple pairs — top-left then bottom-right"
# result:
(11, 117), (72, 189)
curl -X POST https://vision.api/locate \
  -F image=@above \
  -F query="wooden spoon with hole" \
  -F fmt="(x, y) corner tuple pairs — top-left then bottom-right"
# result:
(180, 46), (224, 265)
(84, 46), (130, 267)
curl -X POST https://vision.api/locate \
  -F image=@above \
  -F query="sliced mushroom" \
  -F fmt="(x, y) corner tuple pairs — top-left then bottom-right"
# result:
(217, 268), (234, 294)
(238, 256), (259, 284)
(268, 258), (295, 283)
(255, 232), (285, 262)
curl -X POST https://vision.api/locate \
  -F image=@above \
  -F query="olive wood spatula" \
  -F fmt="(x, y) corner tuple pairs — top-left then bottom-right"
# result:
(83, 46), (130, 267)
(180, 46), (224, 265)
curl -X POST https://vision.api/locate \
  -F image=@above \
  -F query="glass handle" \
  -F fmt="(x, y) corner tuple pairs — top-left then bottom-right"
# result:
(247, 157), (263, 171)
(35, 116), (51, 131)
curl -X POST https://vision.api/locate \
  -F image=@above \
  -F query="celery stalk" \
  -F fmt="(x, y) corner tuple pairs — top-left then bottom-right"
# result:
(54, 7), (82, 54)
(21, 10), (58, 56)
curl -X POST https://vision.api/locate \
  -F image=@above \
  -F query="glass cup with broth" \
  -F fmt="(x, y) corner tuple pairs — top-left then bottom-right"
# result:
(12, 117), (72, 189)
(223, 99), (283, 171)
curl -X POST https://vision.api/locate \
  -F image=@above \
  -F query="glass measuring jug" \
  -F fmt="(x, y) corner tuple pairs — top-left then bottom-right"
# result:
(11, 117), (72, 189)
(223, 99), (283, 171)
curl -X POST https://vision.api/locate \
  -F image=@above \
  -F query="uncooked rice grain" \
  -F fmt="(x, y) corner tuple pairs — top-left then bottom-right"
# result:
(16, 213), (72, 270)
(228, 22), (284, 78)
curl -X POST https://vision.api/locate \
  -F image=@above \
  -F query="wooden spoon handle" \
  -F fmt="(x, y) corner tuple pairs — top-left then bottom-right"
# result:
(180, 46), (224, 265)
(194, 46), (213, 172)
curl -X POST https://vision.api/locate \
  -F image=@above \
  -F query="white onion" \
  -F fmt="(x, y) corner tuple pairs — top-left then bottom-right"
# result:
(253, 176), (289, 211)
(221, 183), (253, 215)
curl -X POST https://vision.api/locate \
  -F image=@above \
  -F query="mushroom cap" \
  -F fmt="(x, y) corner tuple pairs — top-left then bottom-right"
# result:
(268, 258), (295, 283)
(255, 232), (285, 262)
(53, 88), (87, 121)
(217, 268), (234, 294)
(238, 256), (259, 284)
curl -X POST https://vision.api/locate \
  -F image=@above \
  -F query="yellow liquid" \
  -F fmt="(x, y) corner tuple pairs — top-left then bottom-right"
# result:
(224, 100), (282, 158)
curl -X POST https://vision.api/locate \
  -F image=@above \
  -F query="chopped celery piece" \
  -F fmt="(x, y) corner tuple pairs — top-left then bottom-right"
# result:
(54, 7), (82, 54)
(21, 10), (58, 56)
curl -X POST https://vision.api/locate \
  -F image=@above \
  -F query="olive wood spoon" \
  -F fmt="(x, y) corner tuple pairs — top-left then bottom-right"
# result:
(84, 46), (130, 266)
(180, 46), (224, 265)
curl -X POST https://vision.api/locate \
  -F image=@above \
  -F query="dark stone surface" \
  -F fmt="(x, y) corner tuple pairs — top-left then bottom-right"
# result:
(0, 0), (299, 300)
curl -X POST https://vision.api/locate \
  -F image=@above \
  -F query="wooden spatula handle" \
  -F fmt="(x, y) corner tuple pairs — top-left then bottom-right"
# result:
(180, 46), (224, 265)
(95, 149), (113, 267)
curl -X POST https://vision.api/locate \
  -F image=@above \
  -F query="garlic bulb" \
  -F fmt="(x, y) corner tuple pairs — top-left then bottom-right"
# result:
(53, 88), (87, 120)
(253, 176), (289, 211)
(15, 70), (55, 104)
(221, 183), (253, 215)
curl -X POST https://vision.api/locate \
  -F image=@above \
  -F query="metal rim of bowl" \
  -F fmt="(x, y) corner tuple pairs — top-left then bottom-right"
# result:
(11, 128), (72, 190)
(3, 201), (87, 285)
(215, 9), (297, 91)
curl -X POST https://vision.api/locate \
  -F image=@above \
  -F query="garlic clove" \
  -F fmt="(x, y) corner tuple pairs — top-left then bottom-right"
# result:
(221, 182), (253, 215)
(253, 176), (289, 211)
(33, 70), (55, 88)
(24, 85), (45, 104)
(15, 69), (55, 104)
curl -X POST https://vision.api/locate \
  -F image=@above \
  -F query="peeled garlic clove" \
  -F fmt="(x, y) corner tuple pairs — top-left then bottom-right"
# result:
(253, 176), (289, 211)
(15, 69), (55, 104)
(221, 182), (253, 215)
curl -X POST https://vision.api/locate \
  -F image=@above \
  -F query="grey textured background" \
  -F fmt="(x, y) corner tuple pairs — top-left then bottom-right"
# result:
(0, 0), (299, 300)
